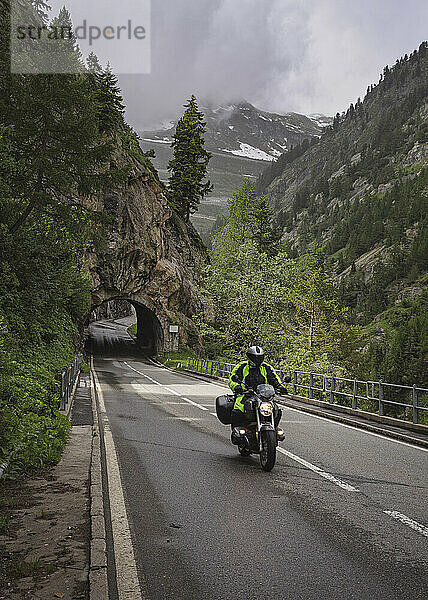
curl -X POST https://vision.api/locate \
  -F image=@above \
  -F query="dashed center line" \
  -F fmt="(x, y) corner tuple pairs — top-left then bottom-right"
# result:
(163, 386), (181, 396)
(181, 397), (209, 411)
(384, 510), (428, 537)
(277, 447), (359, 492)
(124, 360), (359, 493)
(124, 362), (208, 411)
(122, 360), (428, 536)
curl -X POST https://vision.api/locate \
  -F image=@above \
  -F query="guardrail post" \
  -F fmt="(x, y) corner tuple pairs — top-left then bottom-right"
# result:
(330, 376), (335, 403)
(412, 385), (418, 424)
(293, 371), (297, 395)
(379, 381), (384, 416)
(60, 369), (66, 410)
(309, 373), (313, 399)
(352, 379), (357, 409)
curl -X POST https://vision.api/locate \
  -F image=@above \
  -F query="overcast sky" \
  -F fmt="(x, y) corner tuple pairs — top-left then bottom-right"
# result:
(50, 0), (428, 128)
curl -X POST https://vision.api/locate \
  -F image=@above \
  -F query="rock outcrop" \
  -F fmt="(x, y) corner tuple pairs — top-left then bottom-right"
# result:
(85, 147), (207, 353)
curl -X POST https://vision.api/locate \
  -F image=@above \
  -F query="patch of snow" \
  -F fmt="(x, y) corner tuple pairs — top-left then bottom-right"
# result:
(143, 138), (171, 144)
(213, 105), (235, 114)
(228, 125), (234, 130)
(259, 115), (272, 122)
(307, 113), (332, 128)
(158, 119), (175, 130)
(220, 142), (275, 162)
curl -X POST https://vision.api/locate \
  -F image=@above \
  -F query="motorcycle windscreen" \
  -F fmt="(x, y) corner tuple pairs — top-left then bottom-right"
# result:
(256, 384), (275, 399)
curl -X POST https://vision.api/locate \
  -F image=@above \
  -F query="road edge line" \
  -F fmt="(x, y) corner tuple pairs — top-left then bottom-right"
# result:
(91, 358), (144, 600)
(89, 360), (109, 600)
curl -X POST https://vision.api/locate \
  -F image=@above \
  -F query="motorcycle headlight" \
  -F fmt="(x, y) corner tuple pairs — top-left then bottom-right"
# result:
(259, 402), (273, 416)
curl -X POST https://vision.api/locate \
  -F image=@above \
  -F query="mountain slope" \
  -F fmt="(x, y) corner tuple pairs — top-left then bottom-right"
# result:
(139, 102), (331, 242)
(257, 42), (428, 386)
(142, 101), (330, 161)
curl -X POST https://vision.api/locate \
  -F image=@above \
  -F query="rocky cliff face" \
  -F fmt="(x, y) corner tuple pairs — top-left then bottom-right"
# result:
(85, 146), (207, 351)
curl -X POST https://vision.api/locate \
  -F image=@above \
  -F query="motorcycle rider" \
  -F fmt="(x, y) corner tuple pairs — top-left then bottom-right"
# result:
(228, 346), (289, 428)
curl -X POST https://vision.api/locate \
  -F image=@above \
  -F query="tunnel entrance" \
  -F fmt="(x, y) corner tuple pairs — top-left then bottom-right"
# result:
(89, 298), (164, 356)
(133, 302), (164, 355)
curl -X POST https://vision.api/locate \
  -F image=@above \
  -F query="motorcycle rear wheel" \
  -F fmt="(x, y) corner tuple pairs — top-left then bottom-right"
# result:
(260, 430), (276, 471)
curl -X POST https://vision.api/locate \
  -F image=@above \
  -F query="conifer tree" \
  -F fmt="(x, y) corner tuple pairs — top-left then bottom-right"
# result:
(249, 194), (282, 257)
(87, 52), (102, 74)
(31, 0), (51, 20)
(167, 95), (212, 220)
(94, 65), (125, 133)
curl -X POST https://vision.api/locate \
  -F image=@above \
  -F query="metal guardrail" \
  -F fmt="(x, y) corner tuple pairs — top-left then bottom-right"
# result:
(186, 358), (428, 425)
(60, 355), (83, 411)
(0, 355), (83, 481)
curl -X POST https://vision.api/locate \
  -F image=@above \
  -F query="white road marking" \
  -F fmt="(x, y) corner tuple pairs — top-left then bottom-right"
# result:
(124, 362), (208, 411)
(181, 397), (208, 411)
(197, 380), (428, 453)
(100, 355), (428, 544)
(163, 387), (181, 396)
(383, 511), (428, 537)
(123, 362), (427, 507)
(92, 365), (144, 600)
(277, 447), (359, 492)
(281, 404), (428, 453)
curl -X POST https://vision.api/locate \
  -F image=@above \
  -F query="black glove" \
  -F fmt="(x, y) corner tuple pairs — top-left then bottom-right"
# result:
(233, 385), (245, 394)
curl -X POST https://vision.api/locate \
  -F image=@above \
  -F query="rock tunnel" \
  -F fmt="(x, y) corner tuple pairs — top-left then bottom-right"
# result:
(90, 298), (165, 356)
(132, 301), (164, 355)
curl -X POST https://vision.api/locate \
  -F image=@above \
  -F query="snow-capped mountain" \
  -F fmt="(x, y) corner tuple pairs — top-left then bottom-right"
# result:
(139, 102), (331, 244)
(141, 101), (331, 163)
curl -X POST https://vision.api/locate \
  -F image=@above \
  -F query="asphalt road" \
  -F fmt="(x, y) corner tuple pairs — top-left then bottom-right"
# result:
(89, 319), (428, 600)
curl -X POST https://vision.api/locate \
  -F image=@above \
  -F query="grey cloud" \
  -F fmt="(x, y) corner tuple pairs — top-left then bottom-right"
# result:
(115, 0), (427, 128)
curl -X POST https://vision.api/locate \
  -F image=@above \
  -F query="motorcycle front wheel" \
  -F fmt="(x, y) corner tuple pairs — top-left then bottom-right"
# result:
(260, 430), (276, 471)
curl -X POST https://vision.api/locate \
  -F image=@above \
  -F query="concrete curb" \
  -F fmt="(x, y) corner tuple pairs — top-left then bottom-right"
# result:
(89, 368), (109, 599)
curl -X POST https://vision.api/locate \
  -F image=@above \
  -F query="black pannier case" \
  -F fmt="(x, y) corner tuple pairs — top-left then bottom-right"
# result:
(215, 395), (235, 424)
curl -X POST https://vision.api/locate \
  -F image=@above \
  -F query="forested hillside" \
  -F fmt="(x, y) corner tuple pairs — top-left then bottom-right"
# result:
(256, 43), (428, 387)
(0, 1), (164, 476)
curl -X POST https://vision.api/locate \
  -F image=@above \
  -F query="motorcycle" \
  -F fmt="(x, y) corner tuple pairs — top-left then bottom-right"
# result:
(216, 383), (285, 472)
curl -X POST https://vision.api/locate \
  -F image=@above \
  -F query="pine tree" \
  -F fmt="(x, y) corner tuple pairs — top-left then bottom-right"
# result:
(94, 65), (125, 133)
(167, 95), (212, 220)
(87, 52), (102, 74)
(31, 0), (51, 21)
(48, 7), (83, 73)
(250, 194), (282, 256)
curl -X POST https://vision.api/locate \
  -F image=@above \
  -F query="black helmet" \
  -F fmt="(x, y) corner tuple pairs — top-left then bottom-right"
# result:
(246, 346), (264, 367)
